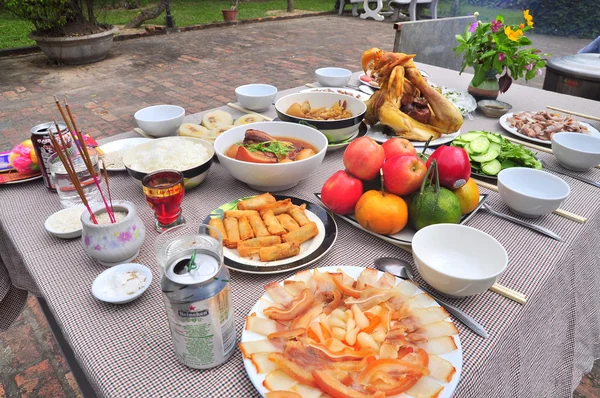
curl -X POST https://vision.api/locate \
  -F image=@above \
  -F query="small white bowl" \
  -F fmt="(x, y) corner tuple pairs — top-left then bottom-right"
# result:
(551, 132), (600, 171)
(315, 67), (352, 87)
(497, 167), (570, 218)
(92, 263), (152, 304)
(412, 224), (508, 298)
(235, 84), (278, 112)
(214, 121), (327, 191)
(134, 105), (185, 137)
(45, 207), (85, 239)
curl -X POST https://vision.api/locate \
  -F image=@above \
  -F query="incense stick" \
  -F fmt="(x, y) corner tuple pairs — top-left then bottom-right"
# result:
(54, 95), (76, 142)
(101, 159), (114, 217)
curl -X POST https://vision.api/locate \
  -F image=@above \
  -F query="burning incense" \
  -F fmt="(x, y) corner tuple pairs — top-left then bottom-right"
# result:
(101, 159), (114, 217)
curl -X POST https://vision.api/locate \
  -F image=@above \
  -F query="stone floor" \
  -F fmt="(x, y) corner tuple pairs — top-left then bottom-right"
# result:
(0, 13), (597, 398)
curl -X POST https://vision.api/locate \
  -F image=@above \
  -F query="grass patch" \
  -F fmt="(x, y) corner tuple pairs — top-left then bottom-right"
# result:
(0, 12), (36, 48)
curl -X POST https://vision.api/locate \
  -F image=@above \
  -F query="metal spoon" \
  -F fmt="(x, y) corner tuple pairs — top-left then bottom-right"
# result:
(347, 83), (375, 96)
(374, 257), (489, 338)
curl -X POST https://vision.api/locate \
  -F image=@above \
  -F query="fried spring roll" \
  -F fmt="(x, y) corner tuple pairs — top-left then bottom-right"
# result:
(276, 214), (300, 233)
(224, 210), (260, 219)
(262, 210), (287, 236)
(282, 222), (318, 245)
(259, 242), (300, 262)
(238, 216), (254, 241)
(288, 204), (310, 226)
(237, 236), (282, 258)
(248, 212), (271, 237)
(208, 218), (229, 246)
(223, 217), (241, 249)
(237, 193), (276, 210)
(257, 199), (293, 216)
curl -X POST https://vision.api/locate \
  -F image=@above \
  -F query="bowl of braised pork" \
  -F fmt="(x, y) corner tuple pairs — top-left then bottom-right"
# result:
(213, 121), (327, 191)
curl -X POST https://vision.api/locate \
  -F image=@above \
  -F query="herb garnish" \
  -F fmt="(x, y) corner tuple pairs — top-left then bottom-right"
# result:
(244, 141), (295, 161)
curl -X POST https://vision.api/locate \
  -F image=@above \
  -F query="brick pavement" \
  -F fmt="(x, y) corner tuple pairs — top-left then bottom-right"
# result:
(0, 14), (597, 397)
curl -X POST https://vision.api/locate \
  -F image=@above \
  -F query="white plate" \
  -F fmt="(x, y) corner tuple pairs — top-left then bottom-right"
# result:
(300, 87), (371, 101)
(0, 174), (42, 185)
(99, 138), (152, 171)
(431, 85), (477, 116)
(91, 263), (152, 304)
(367, 123), (461, 147)
(241, 265), (462, 398)
(359, 72), (380, 89)
(44, 207), (85, 239)
(499, 112), (600, 145)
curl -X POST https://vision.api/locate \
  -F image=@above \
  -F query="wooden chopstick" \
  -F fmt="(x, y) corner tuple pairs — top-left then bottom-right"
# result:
(305, 83), (318, 88)
(226, 103), (273, 121)
(472, 178), (587, 223)
(547, 106), (600, 122)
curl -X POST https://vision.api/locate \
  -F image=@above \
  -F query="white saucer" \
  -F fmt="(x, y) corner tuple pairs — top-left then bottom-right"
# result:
(44, 207), (85, 239)
(92, 263), (152, 304)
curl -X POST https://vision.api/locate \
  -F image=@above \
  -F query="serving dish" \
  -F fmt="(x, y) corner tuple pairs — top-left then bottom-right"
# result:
(91, 262), (152, 304)
(359, 72), (380, 89)
(326, 124), (367, 152)
(134, 104), (185, 138)
(0, 172), (42, 185)
(367, 123), (461, 147)
(45, 207), (85, 239)
(431, 85), (477, 116)
(241, 265), (462, 398)
(314, 193), (487, 246)
(300, 87), (371, 101)
(203, 195), (337, 274)
(98, 137), (152, 171)
(477, 100), (512, 118)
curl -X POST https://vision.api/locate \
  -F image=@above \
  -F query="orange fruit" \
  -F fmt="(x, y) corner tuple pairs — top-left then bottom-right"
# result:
(355, 190), (408, 235)
(452, 178), (480, 214)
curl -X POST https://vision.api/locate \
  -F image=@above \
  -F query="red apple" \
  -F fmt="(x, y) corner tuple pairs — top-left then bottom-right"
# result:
(426, 146), (471, 189)
(320, 170), (364, 215)
(382, 137), (416, 160)
(382, 155), (427, 196)
(343, 137), (385, 181)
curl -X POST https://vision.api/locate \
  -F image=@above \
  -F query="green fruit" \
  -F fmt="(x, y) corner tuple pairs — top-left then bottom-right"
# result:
(408, 185), (462, 230)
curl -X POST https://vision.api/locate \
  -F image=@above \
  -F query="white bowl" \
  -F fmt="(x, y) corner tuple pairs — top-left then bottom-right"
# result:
(497, 167), (570, 218)
(235, 84), (278, 112)
(412, 224), (508, 298)
(315, 67), (352, 87)
(214, 121), (327, 191)
(134, 105), (185, 137)
(92, 263), (152, 304)
(551, 132), (600, 171)
(45, 207), (85, 239)
(275, 92), (366, 143)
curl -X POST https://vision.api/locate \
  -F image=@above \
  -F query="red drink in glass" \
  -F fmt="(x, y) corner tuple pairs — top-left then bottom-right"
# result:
(142, 170), (185, 232)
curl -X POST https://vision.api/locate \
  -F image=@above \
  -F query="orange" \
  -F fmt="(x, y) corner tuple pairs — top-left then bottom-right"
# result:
(355, 190), (408, 235)
(452, 178), (480, 215)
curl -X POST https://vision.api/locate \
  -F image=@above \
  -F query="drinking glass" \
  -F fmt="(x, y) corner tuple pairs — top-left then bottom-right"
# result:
(49, 148), (102, 208)
(142, 169), (185, 232)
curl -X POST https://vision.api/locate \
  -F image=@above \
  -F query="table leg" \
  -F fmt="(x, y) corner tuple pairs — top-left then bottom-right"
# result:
(360, 0), (385, 21)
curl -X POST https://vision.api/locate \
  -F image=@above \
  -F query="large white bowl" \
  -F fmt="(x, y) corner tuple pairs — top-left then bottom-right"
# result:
(235, 84), (278, 112)
(412, 224), (508, 298)
(497, 167), (570, 218)
(134, 105), (185, 137)
(551, 132), (600, 171)
(315, 67), (352, 87)
(214, 121), (327, 191)
(275, 92), (366, 143)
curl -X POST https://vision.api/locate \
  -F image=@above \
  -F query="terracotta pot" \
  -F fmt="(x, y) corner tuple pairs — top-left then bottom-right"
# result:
(467, 66), (500, 102)
(30, 27), (117, 65)
(222, 9), (238, 21)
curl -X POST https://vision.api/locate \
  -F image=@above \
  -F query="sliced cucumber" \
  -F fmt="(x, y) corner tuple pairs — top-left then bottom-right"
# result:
(501, 159), (516, 170)
(469, 136), (490, 154)
(481, 159), (502, 175)
(464, 142), (474, 155)
(486, 133), (503, 144)
(489, 142), (501, 153)
(471, 148), (499, 163)
(460, 132), (485, 142)
(452, 139), (468, 148)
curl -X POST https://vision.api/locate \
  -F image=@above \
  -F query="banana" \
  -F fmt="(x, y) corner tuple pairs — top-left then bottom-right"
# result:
(202, 110), (234, 129)
(178, 123), (211, 139)
(234, 113), (264, 125)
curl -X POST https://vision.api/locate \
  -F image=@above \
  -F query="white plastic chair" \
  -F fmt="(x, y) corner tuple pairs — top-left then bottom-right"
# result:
(338, 0), (379, 17)
(388, 0), (440, 21)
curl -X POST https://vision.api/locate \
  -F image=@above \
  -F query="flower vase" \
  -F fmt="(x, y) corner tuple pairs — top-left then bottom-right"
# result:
(468, 67), (500, 102)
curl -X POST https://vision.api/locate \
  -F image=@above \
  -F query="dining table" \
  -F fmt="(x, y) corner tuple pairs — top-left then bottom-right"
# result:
(1, 63), (600, 398)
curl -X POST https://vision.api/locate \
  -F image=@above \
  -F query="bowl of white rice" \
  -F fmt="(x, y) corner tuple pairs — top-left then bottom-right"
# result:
(122, 136), (215, 189)
(45, 207), (85, 239)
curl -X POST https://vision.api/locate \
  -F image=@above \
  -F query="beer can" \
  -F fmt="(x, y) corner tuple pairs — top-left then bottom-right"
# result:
(161, 248), (235, 369)
(30, 122), (69, 190)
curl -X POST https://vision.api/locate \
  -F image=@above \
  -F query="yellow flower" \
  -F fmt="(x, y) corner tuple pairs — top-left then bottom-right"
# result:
(505, 26), (523, 42)
(524, 9), (534, 27)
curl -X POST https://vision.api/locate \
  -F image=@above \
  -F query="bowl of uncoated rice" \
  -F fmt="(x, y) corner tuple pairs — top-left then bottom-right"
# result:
(45, 207), (86, 239)
(122, 136), (215, 189)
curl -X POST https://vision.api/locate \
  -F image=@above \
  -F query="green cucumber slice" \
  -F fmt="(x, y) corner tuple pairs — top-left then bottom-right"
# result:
(464, 142), (474, 155)
(481, 159), (502, 175)
(469, 136), (490, 154)
(486, 133), (503, 144)
(489, 142), (501, 153)
(471, 149), (500, 163)
(460, 132), (485, 142)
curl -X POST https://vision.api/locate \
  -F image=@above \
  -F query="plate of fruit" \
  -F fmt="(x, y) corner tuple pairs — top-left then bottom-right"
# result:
(318, 137), (486, 246)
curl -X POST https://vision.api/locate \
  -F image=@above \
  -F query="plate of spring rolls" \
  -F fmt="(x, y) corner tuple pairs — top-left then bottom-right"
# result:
(203, 193), (337, 274)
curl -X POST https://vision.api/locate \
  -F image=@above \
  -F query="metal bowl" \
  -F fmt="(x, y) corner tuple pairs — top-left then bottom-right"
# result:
(477, 100), (512, 118)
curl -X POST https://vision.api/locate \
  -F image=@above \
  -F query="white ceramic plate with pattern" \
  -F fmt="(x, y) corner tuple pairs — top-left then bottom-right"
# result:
(367, 123), (461, 147)
(301, 87), (371, 101)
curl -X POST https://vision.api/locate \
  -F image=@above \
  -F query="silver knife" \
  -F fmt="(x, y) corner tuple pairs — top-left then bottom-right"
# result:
(483, 203), (563, 241)
(541, 160), (600, 188)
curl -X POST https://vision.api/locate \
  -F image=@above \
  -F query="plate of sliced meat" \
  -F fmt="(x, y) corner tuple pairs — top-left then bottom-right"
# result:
(499, 111), (600, 145)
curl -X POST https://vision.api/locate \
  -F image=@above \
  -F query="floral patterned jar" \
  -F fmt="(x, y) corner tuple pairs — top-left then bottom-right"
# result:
(81, 201), (146, 267)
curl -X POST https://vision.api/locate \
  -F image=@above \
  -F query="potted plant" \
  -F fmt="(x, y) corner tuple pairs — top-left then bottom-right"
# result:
(222, 0), (241, 22)
(453, 11), (548, 101)
(3, 0), (118, 65)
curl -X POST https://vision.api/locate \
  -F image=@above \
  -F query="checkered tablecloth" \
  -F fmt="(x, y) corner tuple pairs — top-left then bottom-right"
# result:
(1, 66), (600, 397)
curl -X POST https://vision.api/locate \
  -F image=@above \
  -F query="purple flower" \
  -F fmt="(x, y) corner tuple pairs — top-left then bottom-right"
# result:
(498, 53), (506, 62)
(94, 244), (101, 251)
(525, 63), (534, 71)
(491, 19), (503, 33)
(468, 21), (479, 33)
(117, 231), (132, 243)
(84, 235), (91, 246)
(536, 68), (543, 76)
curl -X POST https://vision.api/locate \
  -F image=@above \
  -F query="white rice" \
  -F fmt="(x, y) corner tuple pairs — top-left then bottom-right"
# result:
(96, 211), (127, 225)
(127, 139), (210, 172)
(47, 207), (85, 233)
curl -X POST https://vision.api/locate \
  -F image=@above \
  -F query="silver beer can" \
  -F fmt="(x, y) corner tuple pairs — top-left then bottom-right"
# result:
(30, 122), (69, 190)
(161, 248), (235, 369)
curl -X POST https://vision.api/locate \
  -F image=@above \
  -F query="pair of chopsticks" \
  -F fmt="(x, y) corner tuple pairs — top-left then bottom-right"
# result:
(547, 106), (600, 122)
(397, 245), (527, 304)
(472, 178), (587, 223)
(226, 103), (273, 121)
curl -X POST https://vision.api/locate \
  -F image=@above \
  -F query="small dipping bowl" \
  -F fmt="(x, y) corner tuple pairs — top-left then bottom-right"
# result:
(235, 84), (278, 112)
(92, 263), (152, 304)
(497, 167), (570, 218)
(551, 132), (600, 171)
(315, 67), (352, 87)
(477, 100), (512, 118)
(412, 224), (508, 297)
